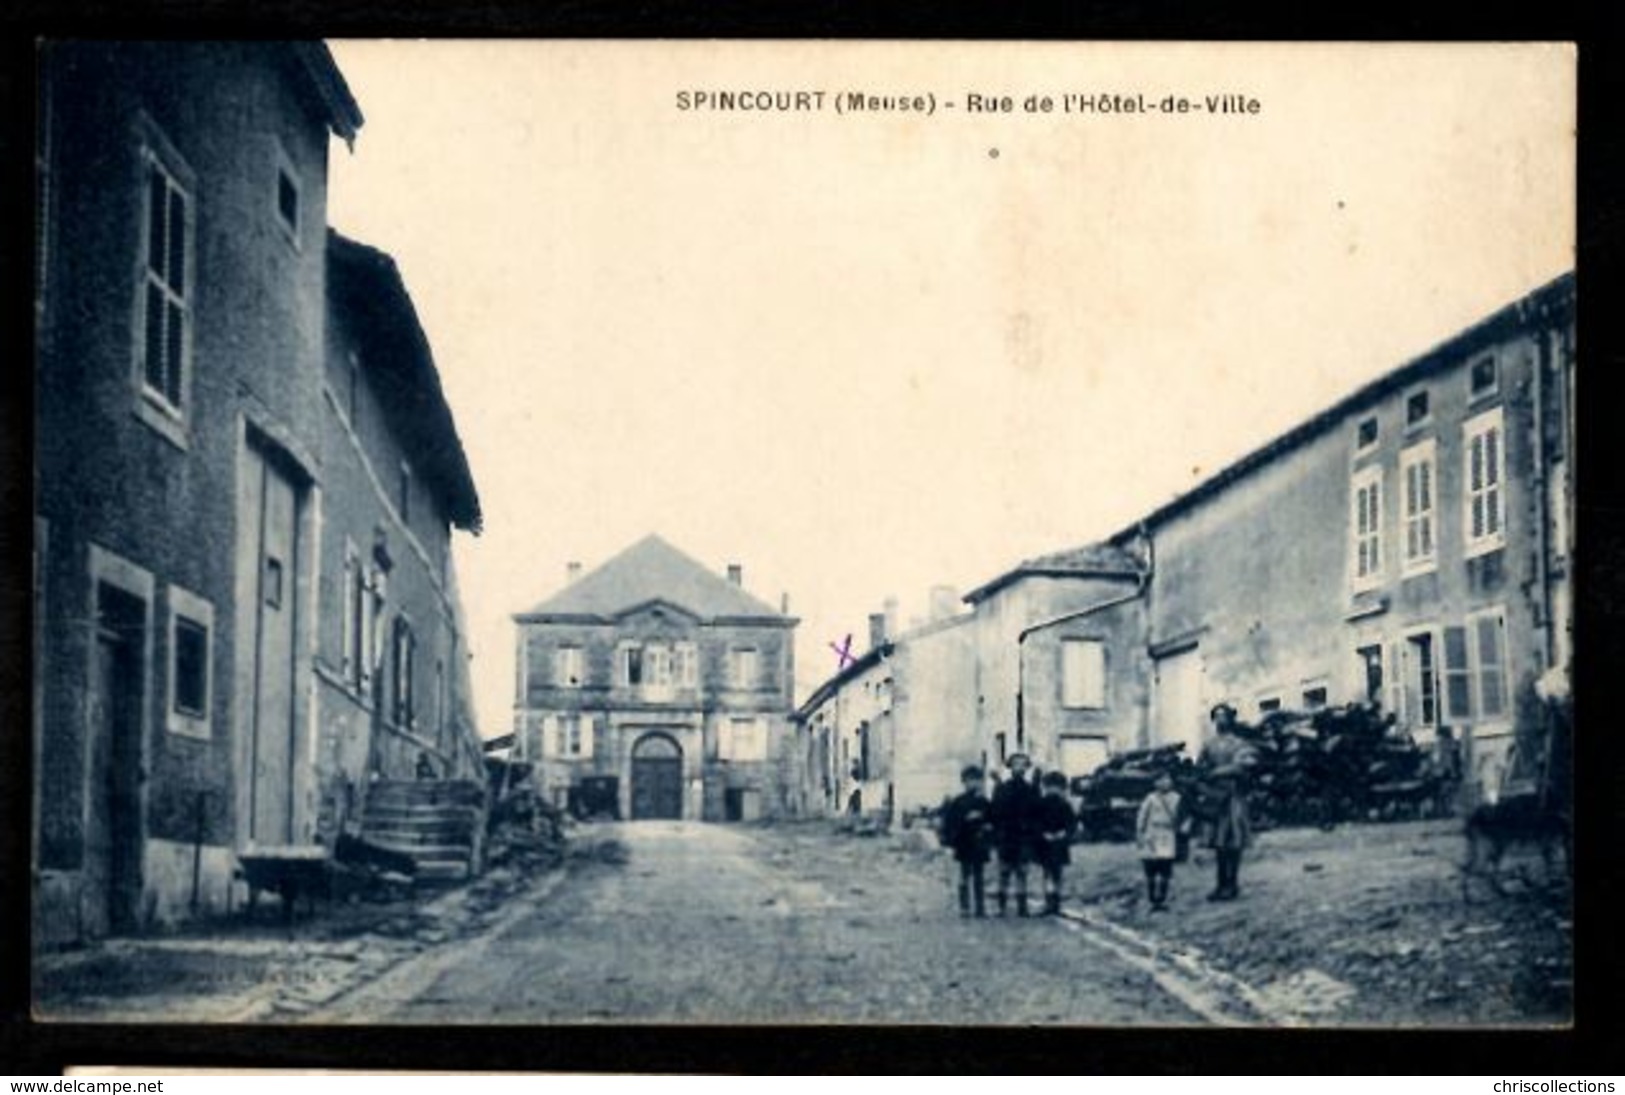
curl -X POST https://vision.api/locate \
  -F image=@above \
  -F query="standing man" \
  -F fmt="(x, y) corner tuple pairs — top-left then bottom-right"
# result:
(990, 752), (1042, 917)
(1199, 703), (1255, 901)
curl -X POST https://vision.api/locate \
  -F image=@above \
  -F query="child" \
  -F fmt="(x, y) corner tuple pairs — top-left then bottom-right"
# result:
(1035, 771), (1079, 916)
(1136, 772), (1182, 911)
(990, 752), (1041, 916)
(939, 764), (993, 918)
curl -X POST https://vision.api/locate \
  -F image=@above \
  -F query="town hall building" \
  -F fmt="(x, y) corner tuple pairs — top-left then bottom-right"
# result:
(512, 535), (800, 821)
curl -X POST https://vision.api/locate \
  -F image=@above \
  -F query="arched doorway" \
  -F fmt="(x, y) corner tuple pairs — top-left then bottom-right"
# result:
(630, 733), (683, 820)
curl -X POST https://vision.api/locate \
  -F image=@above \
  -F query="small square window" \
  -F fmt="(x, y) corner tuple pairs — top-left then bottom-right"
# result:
(1470, 355), (1498, 398)
(1356, 416), (1379, 450)
(1302, 685), (1329, 710)
(264, 556), (283, 608)
(174, 616), (209, 716)
(277, 169), (300, 234)
(1406, 390), (1430, 427)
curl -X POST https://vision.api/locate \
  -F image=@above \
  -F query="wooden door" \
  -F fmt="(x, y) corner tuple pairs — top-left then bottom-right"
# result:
(247, 446), (300, 844)
(91, 585), (145, 934)
(1153, 649), (1204, 759)
(630, 734), (683, 820)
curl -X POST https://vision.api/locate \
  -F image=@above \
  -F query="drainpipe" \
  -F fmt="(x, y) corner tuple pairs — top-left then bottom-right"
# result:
(1014, 551), (1151, 757)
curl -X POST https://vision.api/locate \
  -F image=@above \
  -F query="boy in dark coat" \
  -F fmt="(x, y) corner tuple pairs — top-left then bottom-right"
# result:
(990, 752), (1042, 917)
(939, 764), (993, 918)
(1035, 770), (1079, 916)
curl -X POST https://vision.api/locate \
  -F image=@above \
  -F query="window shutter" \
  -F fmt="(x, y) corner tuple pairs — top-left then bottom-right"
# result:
(717, 718), (733, 761)
(1442, 626), (1472, 721)
(341, 558), (355, 682)
(1476, 614), (1507, 719)
(542, 715), (559, 757)
(580, 714), (596, 759)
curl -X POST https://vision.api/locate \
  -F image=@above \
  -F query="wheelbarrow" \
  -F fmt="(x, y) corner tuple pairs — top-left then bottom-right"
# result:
(236, 844), (331, 925)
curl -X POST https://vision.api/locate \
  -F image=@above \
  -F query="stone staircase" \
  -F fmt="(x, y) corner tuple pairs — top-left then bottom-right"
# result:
(359, 779), (487, 885)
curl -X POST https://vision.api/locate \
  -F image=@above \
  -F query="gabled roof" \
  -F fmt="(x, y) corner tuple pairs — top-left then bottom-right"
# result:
(327, 230), (482, 533)
(286, 42), (364, 146)
(517, 535), (791, 623)
(1107, 271), (1575, 546)
(962, 540), (1145, 605)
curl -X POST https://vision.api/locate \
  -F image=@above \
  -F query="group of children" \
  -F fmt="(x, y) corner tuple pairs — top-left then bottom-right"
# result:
(939, 753), (1189, 918)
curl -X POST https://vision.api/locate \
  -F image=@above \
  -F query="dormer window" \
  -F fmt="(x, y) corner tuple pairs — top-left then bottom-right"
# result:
(1469, 354), (1499, 400)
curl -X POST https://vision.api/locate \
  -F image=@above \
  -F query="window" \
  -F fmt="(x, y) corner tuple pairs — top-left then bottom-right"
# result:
(1356, 644), (1384, 705)
(621, 645), (644, 687)
(136, 129), (193, 423)
(1257, 696), (1282, 716)
(277, 168), (300, 237)
(1405, 389), (1431, 428)
(1469, 354), (1499, 399)
(1400, 440), (1437, 575)
(341, 543), (366, 689)
(554, 645), (583, 688)
(1463, 408), (1506, 557)
(645, 645), (673, 698)
(166, 585), (214, 738)
(1060, 638), (1107, 709)
(730, 647), (759, 689)
(558, 714), (594, 758)
(1442, 625), (1472, 721)
(1350, 464), (1384, 590)
(1301, 682), (1329, 710)
(675, 642), (698, 688)
(721, 717), (769, 762)
(392, 618), (416, 727)
(1356, 416), (1379, 452)
(264, 557), (284, 608)
(1403, 630), (1439, 730)
(1471, 609), (1509, 722)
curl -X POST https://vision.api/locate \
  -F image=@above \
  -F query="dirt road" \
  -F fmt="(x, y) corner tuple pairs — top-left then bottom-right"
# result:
(337, 821), (1199, 1025)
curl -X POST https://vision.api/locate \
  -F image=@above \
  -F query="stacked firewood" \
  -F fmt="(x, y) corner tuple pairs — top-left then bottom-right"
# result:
(1072, 703), (1440, 841)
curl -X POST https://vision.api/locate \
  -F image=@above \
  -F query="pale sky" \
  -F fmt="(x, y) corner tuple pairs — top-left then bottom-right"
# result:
(323, 41), (1574, 738)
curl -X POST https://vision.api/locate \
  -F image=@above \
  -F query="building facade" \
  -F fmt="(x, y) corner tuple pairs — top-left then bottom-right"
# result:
(34, 42), (486, 942)
(513, 536), (800, 822)
(1119, 274), (1574, 798)
(794, 274), (1574, 811)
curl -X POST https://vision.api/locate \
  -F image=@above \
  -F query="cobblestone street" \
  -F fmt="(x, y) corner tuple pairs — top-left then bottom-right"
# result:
(317, 820), (1199, 1025)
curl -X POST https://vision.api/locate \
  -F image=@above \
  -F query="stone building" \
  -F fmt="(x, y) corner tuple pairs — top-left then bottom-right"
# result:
(33, 42), (486, 941)
(1110, 273), (1575, 799)
(794, 273), (1574, 809)
(513, 535), (799, 821)
(312, 231), (486, 843)
(795, 602), (976, 818)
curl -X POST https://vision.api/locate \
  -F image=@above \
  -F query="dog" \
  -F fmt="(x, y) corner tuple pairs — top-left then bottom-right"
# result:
(1461, 793), (1571, 900)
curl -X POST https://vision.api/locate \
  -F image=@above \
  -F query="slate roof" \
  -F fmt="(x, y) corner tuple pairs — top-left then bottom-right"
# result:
(517, 534), (789, 623)
(962, 540), (1145, 604)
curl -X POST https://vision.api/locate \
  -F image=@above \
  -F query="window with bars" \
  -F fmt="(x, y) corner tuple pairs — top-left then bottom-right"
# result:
(1463, 408), (1506, 557)
(139, 153), (191, 414)
(1400, 440), (1437, 575)
(1350, 464), (1384, 590)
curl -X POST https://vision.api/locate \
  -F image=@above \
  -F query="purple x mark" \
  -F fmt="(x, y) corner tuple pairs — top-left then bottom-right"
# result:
(829, 634), (856, 671)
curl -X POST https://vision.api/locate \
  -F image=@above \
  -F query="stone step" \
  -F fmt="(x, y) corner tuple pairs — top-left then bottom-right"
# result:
(362, 803), (482, 824)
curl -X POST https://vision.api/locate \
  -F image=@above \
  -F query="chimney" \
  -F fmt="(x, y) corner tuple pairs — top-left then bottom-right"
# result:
(868, 612), (888, 652)
(929, 584), (959, 623)
(883, 596), (899, 639)
(726, 563), (743, 586)
(566, 561), (582, 583)
(780, 592), (790, 615)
